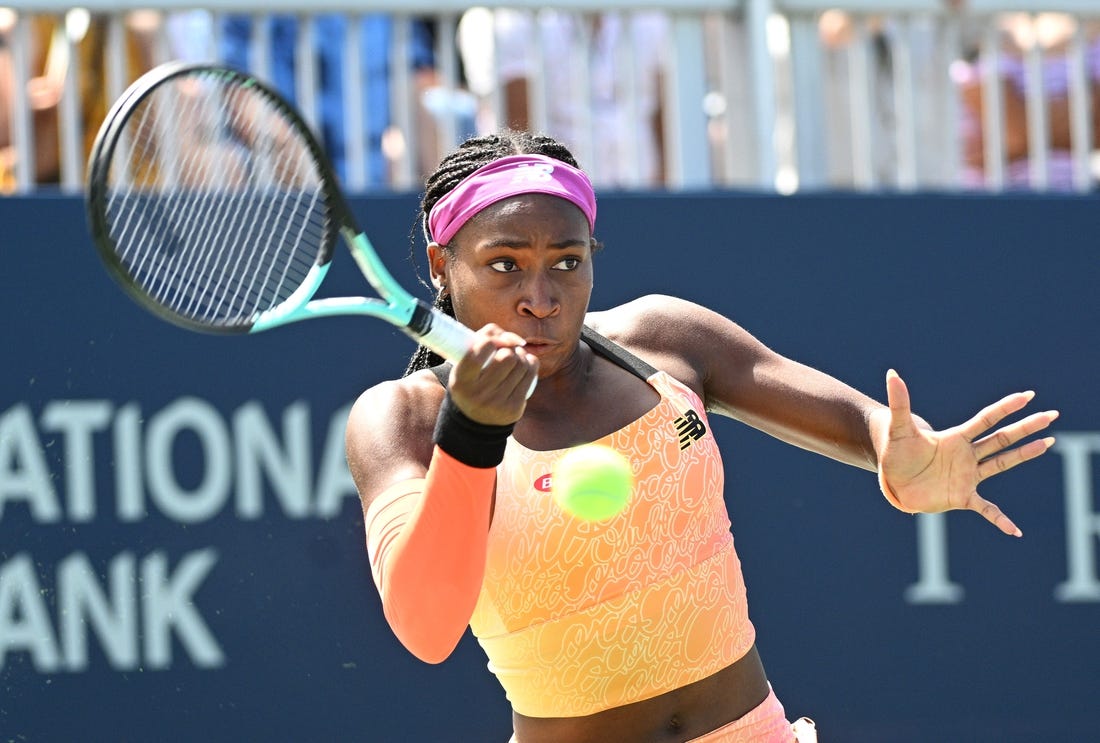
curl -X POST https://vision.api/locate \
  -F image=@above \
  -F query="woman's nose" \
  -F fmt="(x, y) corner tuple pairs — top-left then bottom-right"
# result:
(517, 273), (560, 318)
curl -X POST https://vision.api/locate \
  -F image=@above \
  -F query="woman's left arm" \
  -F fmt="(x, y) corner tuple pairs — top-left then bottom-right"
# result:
(659, 297), (1059, 536)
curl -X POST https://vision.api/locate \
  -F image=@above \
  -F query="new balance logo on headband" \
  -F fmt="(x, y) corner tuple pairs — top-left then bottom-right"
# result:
(673, 410), (707, 450)
(427, 154), (596, 246)
(510, 163), (555, 183)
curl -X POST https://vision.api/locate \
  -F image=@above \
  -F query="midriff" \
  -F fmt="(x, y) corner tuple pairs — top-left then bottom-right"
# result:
(511, 644), (769, 743)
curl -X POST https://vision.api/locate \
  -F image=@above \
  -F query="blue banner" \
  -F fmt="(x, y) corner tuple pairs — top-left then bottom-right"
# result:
(1, 191), (1097, 741)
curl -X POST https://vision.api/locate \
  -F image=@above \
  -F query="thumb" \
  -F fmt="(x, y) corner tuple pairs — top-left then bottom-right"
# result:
(885, 368), (914, 437)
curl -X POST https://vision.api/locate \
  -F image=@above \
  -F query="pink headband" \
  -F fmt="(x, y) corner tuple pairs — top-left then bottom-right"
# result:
(426, 154), (597, 246)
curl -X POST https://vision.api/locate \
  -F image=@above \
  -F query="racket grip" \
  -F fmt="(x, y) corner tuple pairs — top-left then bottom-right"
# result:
(407, 301), (475, 362)
(408, 301), (537, 398)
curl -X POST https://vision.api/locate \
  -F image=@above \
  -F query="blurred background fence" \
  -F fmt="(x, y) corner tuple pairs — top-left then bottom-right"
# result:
(1, 0), (1098, 195)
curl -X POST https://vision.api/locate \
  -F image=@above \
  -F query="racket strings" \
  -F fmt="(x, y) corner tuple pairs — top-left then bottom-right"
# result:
(102, 71), (331, 327)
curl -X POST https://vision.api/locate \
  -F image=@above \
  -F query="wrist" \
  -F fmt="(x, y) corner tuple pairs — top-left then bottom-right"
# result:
(432, 392), (514, 468)
(867, 405), (892, 465)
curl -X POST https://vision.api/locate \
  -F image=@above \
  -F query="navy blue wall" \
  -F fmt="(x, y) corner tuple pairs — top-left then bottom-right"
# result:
(1, 192), (1097, 741)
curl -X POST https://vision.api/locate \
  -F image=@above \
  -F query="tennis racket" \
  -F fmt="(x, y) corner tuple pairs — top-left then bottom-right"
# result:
(85, 61), (473, 362)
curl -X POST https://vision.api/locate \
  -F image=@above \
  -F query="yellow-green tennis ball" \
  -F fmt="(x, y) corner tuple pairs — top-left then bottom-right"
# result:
(552, 445), (633, 521)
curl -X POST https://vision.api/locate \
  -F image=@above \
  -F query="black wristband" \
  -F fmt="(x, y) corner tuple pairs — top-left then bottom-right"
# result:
(432, 392), (515, 468)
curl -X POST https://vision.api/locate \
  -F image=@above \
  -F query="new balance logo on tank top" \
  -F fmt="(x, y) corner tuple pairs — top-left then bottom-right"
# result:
(675, 408), (708, 449)
(465, 327), (756, 718)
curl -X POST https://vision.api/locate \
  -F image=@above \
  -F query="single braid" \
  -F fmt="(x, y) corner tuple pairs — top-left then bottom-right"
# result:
(403, 131), (582, 376)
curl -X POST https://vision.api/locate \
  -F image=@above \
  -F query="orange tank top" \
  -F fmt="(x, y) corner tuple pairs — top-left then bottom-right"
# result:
(467, 328), (756, 718)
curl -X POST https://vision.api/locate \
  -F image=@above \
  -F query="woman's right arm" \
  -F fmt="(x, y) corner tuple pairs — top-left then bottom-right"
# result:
(346, 376), (496, 664)
(346, 326), (536, 663)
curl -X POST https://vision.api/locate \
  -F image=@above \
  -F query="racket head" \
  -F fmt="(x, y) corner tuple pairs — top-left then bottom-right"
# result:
(86, 62), (352, 334)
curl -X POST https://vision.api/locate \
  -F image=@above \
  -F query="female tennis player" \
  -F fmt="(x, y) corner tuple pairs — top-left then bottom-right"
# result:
(345, 131), (1057, 742)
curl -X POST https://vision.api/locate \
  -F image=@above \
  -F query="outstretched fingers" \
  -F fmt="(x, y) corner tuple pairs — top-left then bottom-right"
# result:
(966, 491), (1023, 537)
(958, 390), (1036, 443)
(976, 435), (1056, 481)
(965, 396), (1058, 538)
(972, 409), (1060, 461)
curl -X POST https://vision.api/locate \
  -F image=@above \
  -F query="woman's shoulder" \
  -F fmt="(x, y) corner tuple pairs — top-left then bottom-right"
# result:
(585, 294), (720, 382)
(345, 370), (445, 494)
(349, 369), (445, 437)
(586, 294), (715, 341)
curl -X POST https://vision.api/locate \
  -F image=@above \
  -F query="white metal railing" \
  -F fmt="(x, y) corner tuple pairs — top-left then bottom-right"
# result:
(1, 1), (1098, 194)
(778, 0), (1099, 192)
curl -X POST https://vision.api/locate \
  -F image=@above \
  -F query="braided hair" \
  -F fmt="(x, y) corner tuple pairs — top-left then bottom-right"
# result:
(403, 130), (583, 376)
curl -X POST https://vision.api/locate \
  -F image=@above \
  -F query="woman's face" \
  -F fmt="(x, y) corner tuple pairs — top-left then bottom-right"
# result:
(430, 193), (594, 375)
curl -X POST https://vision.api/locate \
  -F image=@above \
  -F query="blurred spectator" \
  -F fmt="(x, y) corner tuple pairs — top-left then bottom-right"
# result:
(457, 8), (669, 187)
(0, 15), (60, 187)
(220, 14), (447, 187)
(0, 10), (155, 191)
(164, 10), (216, 63)
(953, 13), (1100, 190)
(816, 10), (950, 187)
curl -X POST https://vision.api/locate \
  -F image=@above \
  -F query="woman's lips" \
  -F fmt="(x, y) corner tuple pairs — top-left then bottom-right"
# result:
(522, 338), (555, 354)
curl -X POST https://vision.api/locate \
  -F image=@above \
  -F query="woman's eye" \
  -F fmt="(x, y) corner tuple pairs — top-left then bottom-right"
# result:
(489, 256), (580, 272)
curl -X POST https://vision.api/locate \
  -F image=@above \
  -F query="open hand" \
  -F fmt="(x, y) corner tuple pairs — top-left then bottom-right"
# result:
(874, 369), (1058, 536)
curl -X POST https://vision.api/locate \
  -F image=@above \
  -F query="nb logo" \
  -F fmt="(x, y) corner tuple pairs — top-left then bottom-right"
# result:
(673, 409), (707, 450)
(511, 163), (554, 183)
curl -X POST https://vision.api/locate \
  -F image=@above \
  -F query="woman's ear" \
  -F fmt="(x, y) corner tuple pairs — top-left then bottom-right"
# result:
(426, 241), (448, 293)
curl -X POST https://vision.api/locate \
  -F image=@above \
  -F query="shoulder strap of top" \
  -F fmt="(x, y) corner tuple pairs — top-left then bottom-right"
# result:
(581, 325), (657, 381)
(429, 363), (450, 388)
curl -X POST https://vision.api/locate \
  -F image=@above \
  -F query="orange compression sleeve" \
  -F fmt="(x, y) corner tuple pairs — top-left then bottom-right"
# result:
(364, 447), (496, 663)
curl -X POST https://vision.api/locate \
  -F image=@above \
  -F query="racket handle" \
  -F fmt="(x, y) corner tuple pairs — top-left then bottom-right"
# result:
(407, 301), (475, 362)
(407, 301), (538, 399)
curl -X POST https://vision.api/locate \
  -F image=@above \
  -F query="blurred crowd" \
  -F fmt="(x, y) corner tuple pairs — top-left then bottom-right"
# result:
(818, 8), (1100, 190)
(1, 6), (1098, 194)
